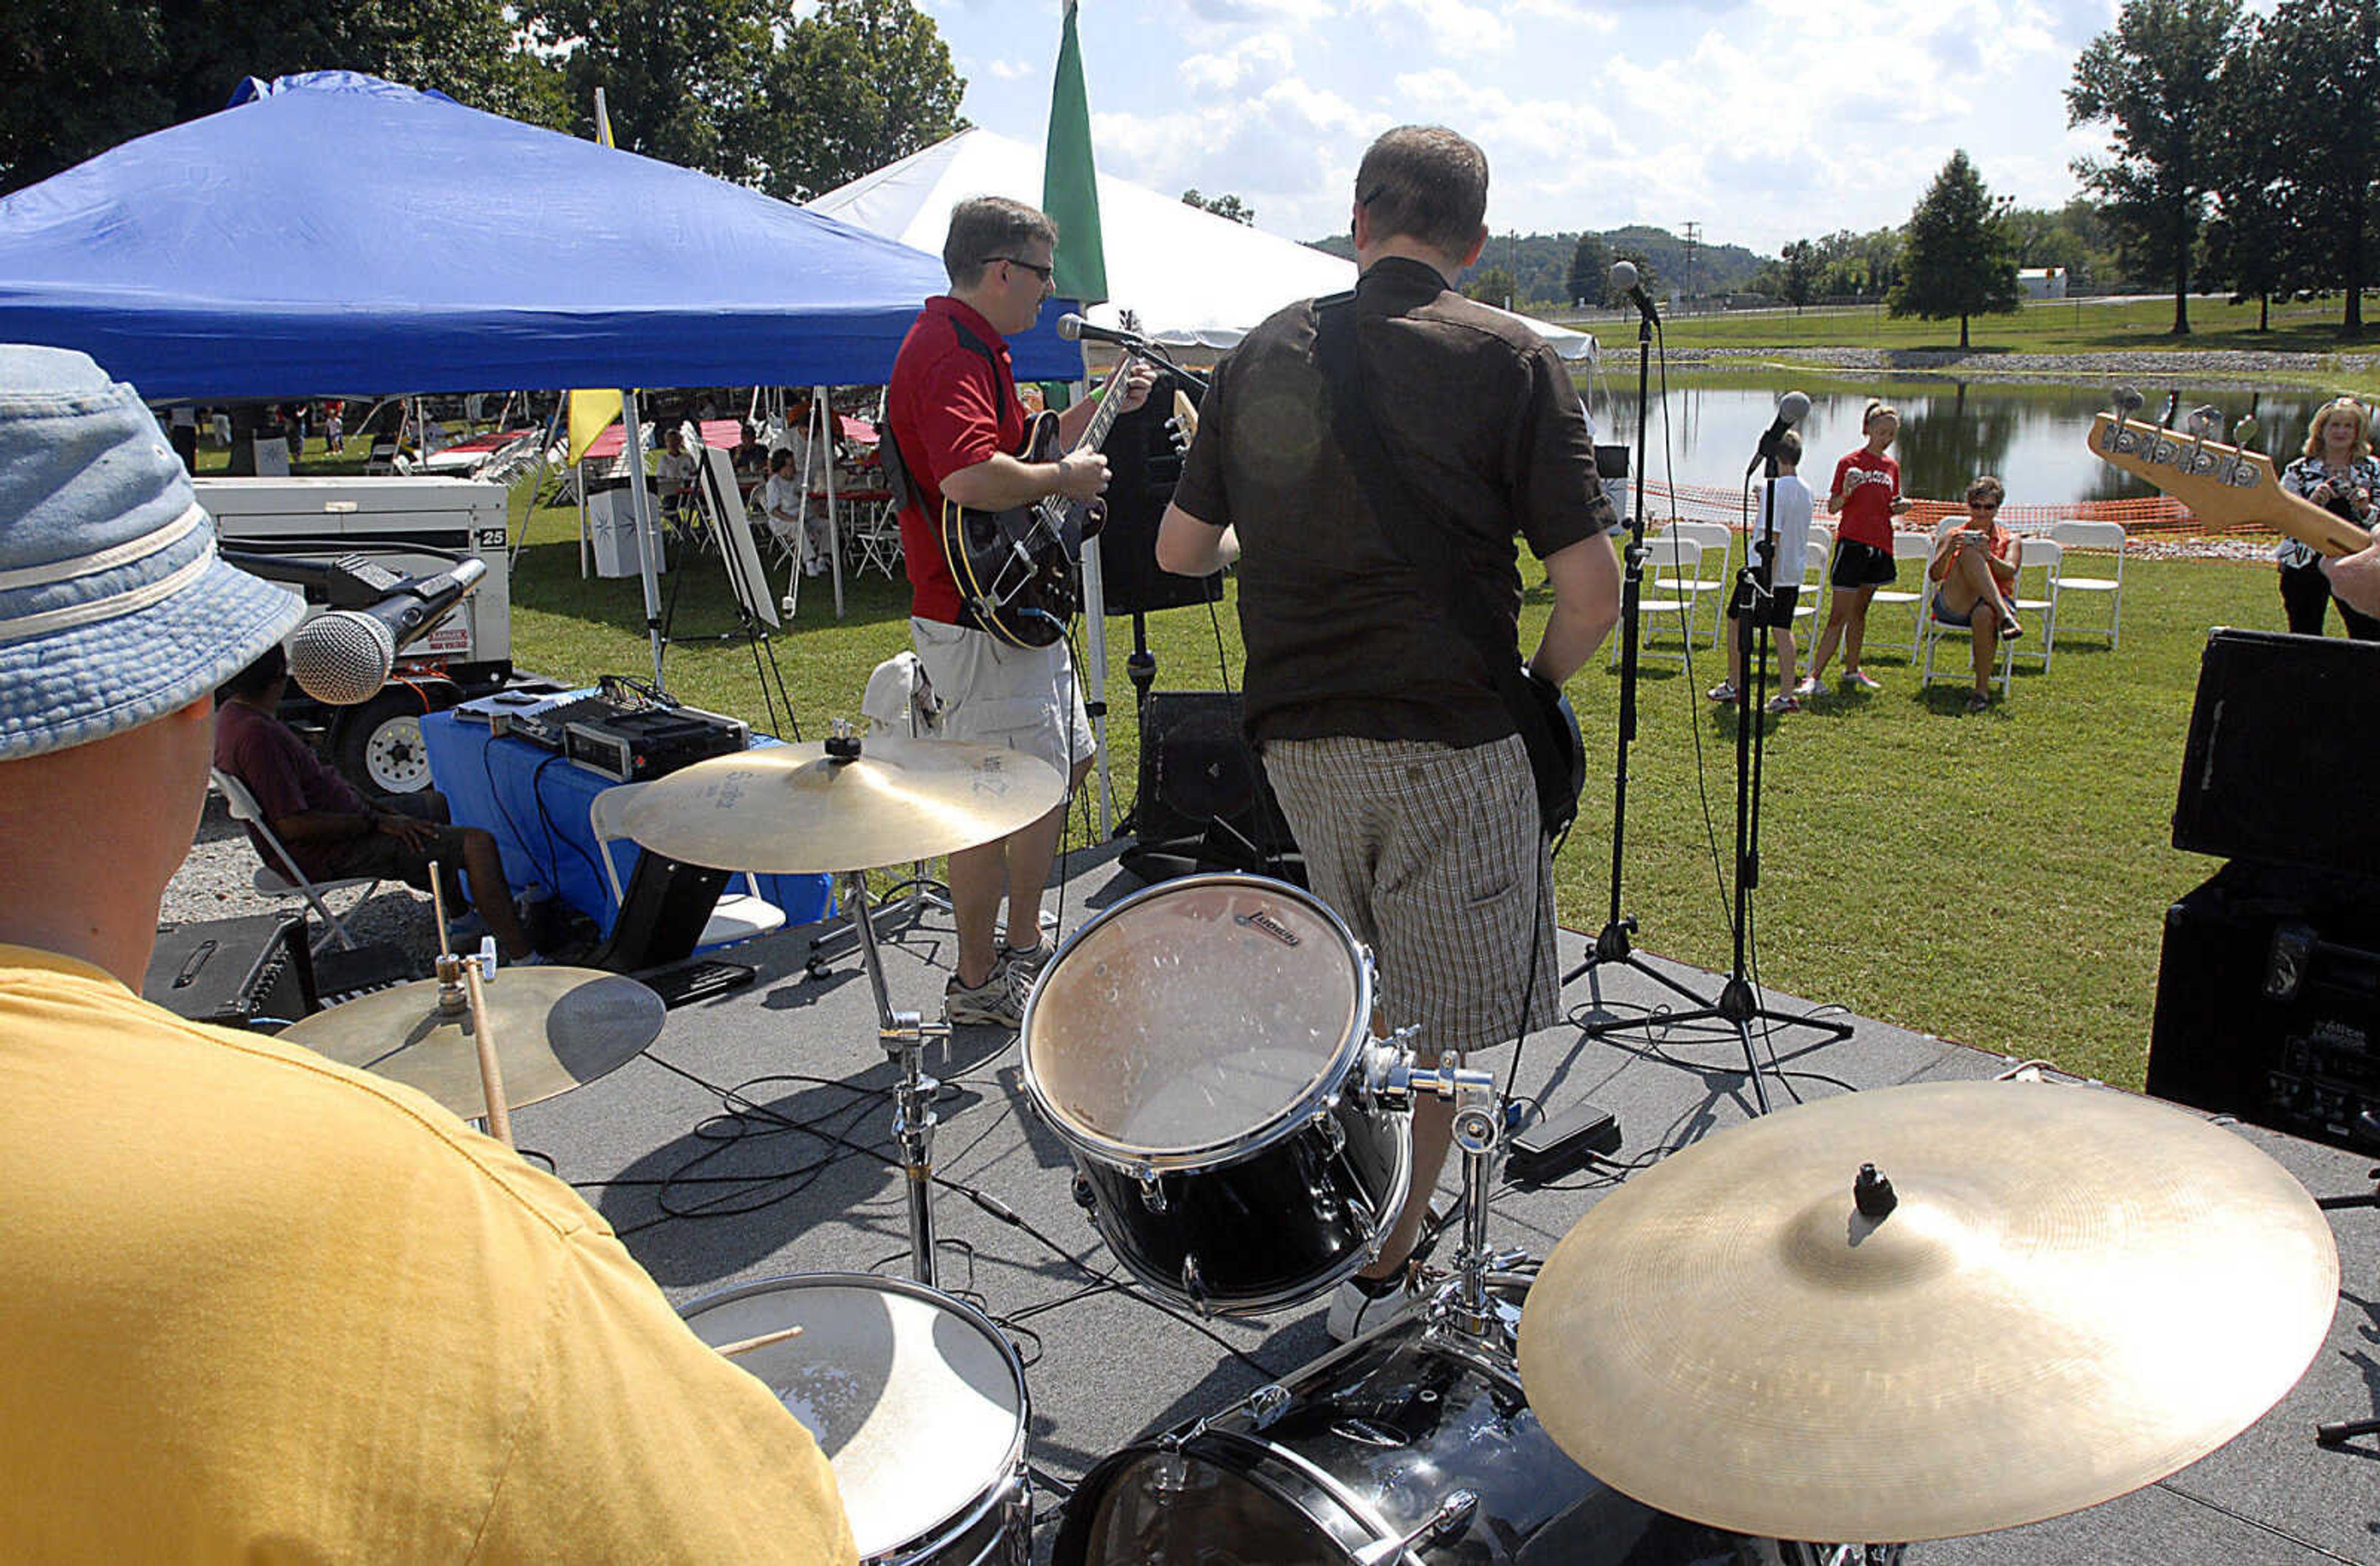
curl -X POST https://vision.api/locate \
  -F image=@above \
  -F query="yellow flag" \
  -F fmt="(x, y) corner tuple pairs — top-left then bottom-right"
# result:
(567, 389), (622, 465)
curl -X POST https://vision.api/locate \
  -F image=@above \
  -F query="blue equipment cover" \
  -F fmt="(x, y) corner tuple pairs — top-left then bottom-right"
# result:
(0, 71), (1084, 398)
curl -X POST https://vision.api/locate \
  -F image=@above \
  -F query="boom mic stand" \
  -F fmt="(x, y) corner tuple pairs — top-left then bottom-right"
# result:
(1562, 285), (1712, 1014)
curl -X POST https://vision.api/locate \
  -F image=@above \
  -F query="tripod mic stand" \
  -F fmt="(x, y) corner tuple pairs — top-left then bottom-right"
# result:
(1562, 291), (1711, 1014)
(1582, 403), (1851, 1112)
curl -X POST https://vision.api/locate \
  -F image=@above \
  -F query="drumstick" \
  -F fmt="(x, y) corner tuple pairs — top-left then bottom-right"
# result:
(714, 1323), (805, 1358)
(461, 961), (516, 1149)
(428, 857), (452, 960)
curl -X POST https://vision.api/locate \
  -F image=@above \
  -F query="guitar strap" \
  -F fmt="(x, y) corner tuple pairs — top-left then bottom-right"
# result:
(878, 316), (1013, 517)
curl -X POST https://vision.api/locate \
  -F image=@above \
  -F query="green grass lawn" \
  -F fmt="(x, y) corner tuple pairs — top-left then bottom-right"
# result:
(503, 488), (2286, 1094)
(1555, 294), (2380, 387)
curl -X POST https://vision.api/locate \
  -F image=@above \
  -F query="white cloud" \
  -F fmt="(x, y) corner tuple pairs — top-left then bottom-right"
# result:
(1349, 0), (1514, 58)
(984, 58), (1034, 81)
(1180, 32), (1297, 95)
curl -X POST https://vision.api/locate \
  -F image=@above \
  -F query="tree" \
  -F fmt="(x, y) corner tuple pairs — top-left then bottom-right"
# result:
(2066, 0), (2246, 334)
(2224, 0), (2380, 335)
(1181, 189), (1257, 225)
(1463, 266), (1518, 308)
(1888, 150), (2021, 350)
(1779, 240), (1822, 311)
(529, 0), (963, 201)
(1566, 231), (1612, 307)
(1611, 247), (1660, 302)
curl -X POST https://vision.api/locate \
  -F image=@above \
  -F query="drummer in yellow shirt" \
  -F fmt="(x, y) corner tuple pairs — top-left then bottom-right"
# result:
(0, 345), (857, 1564)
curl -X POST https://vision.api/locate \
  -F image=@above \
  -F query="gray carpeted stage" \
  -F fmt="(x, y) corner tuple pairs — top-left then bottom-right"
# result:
(505, 842), (2378, 1564)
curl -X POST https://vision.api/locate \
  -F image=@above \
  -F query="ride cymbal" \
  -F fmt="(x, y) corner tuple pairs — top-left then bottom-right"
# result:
(1516, 1080), (2338, 1544)
(618, 737), (1065, 875)
(281, 967), (664, 1119)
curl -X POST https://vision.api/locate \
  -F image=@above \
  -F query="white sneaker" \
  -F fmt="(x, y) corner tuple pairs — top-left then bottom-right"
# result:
(1325, 1270), (1416, 1343)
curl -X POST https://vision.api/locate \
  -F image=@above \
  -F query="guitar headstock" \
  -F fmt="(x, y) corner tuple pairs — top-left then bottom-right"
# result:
(1168, 389), (1198, 455)
(2087, 405), (2368, 556)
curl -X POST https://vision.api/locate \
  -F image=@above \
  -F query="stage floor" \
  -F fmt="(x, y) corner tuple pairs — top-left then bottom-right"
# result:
(502, 842), (2378, 1564)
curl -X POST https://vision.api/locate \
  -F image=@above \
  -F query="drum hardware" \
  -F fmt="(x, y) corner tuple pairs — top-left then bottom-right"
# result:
(1364, 1045), (1512, 1345)
(1349, 1488), (1478, 1566)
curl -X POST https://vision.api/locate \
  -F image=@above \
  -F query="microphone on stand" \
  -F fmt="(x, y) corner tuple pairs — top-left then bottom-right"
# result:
(1610, 260), (1659, 325)
(286, 558), (488, 704)
(1056, 313), (1153, 350)
(1745, 391), (1813, 475)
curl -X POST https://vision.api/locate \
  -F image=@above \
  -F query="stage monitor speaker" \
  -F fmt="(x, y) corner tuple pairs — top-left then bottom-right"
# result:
(145, 913), (318, 1029)
(2148, 860), (2380, 1155)
(588, 850), (733, 974)
(1130, 690), (1298, 860)
(2174, 628), (2380, 876)
(1098, 374), (1223, 617)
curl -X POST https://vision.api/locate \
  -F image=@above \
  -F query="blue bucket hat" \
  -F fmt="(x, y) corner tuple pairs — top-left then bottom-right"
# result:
(0, 345), (304, 760)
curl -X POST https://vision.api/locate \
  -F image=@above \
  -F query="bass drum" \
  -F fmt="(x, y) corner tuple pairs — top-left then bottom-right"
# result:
(1054, 1319), (1792, 1565)
(679, 1273), (1030, 1566)
(1020, 873), (1410, 1315)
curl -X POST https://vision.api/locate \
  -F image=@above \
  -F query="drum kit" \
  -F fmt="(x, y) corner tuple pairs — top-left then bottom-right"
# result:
(295, 729), (2346, 1565)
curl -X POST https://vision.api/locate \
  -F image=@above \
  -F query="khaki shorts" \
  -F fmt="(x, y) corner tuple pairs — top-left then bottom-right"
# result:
(1262, 734), (1556, 1055)
(910, 616), (1096, 779)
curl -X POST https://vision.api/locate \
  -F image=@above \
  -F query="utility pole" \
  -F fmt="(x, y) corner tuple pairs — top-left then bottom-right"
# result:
(1681, 221), (1701, 316)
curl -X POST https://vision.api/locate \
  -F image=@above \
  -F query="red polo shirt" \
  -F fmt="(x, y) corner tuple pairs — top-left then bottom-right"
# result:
(887, 296), (1029, 625)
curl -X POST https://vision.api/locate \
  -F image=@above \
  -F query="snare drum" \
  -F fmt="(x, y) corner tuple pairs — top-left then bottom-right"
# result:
(1021, 874), (1412, 1316)
(1054, 1316), (1800, 1565)
(680, 1273), (1030, 1566)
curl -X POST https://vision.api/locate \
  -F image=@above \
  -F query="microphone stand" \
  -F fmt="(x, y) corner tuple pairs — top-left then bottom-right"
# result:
(1562, 301), (1710, 1014)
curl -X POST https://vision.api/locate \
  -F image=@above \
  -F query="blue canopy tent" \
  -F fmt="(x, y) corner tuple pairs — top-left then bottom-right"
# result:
(0, 71), (1085, 397)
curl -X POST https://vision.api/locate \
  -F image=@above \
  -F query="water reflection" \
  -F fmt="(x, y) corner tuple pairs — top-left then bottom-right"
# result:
(1592, 374), (2334, 506)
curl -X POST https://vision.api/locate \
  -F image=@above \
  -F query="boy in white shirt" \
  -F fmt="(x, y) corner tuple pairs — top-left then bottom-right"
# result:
(1709, 429), (1812, 714)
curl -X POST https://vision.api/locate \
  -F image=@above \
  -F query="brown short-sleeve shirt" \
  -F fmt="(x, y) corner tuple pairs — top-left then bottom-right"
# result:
(1173, 257), (1614, 746)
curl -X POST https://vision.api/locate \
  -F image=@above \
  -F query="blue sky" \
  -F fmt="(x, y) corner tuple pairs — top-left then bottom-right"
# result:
(914, 0), (2132, 258)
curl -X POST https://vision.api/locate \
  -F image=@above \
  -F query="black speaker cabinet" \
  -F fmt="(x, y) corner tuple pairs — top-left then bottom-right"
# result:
(1097, 374), (1224, 617)
(145, 913), (317, 1029)
(1130, 691), (1298, 857)
(2174, 628), (2380, 876)
(2149, 861), (2380, 1154)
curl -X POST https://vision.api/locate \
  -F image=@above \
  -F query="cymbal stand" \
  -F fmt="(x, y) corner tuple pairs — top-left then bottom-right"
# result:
(2316, 1155), (2380, 1448)
(840, 866), (948, 1288)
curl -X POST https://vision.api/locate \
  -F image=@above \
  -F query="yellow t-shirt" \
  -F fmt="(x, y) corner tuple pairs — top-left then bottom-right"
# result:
(0, 946), (857, 1564)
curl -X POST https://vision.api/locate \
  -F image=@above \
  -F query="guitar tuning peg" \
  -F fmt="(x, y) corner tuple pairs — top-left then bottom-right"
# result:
(2111, 385), (2144, 420)
(2233, 415), (2261, 451)
(2187, 405), (2223, 441)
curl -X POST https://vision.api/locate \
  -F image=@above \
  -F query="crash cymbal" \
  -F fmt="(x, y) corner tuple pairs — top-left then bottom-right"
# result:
(281, 967), (665, 1119)
(618, 737), (1066, 875)
(1516, 1080), (2338, 1544)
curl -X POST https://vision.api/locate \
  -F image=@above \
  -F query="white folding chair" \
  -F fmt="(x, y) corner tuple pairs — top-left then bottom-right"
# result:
(850, 495), (905, 579)
(1861, 529), (1939, 662)
(1648, 521), (1732, 647)
(211, 767), (377, 952)
(1916, 544), (2017, 698)
(2009, 536), (2061, 671)
(2048, 520), (2125, 646)
(586, 782), (786, 949)
(1614, 536), (1704, 671)
(1791, 522), (1835, 628)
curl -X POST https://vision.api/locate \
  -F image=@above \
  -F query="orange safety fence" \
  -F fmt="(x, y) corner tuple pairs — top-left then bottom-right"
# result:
(1626, 481), (2250, 541)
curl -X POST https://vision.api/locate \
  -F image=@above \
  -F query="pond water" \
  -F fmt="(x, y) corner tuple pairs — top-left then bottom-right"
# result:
(1583, 372), (2340, 508)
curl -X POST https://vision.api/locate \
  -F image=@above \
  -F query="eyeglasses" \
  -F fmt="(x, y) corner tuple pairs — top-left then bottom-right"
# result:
(989, 255), (1054, 284)
(1356, 185), (1387, 207)
(1970, 501), (2001, 511)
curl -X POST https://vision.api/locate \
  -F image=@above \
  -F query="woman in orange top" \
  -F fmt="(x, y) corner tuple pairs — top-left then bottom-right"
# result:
(1928, 474), (2024, 711)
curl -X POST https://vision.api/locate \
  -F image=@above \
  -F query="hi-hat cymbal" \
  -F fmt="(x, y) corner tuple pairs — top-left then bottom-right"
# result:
(618, 737), (1065, 875)
(1516, 1080), (2338, 1544)
(281, 967), (665, 1119)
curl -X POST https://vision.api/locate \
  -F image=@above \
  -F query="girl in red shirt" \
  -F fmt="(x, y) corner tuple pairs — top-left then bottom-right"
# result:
(1797, 398), (1911, 697)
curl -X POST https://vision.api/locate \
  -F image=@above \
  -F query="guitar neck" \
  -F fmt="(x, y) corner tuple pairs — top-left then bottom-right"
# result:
(1069, 349), (1145, 457)
(2086, 413), (2371, 556)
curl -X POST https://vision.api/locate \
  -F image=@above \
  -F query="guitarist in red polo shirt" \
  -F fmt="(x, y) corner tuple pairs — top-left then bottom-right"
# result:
(886, 196), (1152, 1029)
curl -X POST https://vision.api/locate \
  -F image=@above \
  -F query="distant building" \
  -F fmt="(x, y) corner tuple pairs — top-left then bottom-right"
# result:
(2017, 266), (2068, 300)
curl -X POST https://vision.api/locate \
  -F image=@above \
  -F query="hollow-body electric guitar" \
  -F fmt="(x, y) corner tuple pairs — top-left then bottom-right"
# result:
(941, 327), (1157, 648)
(2086, 402), (2372, 556)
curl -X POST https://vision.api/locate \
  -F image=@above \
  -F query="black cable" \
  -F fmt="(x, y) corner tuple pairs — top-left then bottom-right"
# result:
(530, 752), (607, 893)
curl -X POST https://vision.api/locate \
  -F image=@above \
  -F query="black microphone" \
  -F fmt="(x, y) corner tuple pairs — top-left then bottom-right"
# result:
(1610, 260), (1658, 325)
(1056, 313), (1151, 349)
(1745, 390), (1813, 475)
(286, 558), (488, 704)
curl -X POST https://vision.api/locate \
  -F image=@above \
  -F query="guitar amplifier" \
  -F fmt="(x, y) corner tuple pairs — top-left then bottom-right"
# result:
(2149, 860), (2380, 1155)
(2173, 628), (2380, 877)
(1129, 692), (1298, 864)
(1099, 376), (1224, 617)
(144, 913), (317, 1030)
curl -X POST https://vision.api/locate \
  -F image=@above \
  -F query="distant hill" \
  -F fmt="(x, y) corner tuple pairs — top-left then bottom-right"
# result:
(1305, 226), (1766, 306)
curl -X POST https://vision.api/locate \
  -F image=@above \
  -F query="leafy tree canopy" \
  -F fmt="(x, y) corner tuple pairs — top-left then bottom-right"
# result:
(1182, 189), (1256, 225)
(1888, 150), (2021, 349)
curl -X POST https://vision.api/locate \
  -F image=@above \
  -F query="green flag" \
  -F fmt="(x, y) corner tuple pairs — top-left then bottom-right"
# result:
(1042, 0), (1108, 306)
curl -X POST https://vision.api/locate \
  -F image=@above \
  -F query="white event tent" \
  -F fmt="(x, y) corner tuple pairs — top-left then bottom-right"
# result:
(811, 128), (1596, 363)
